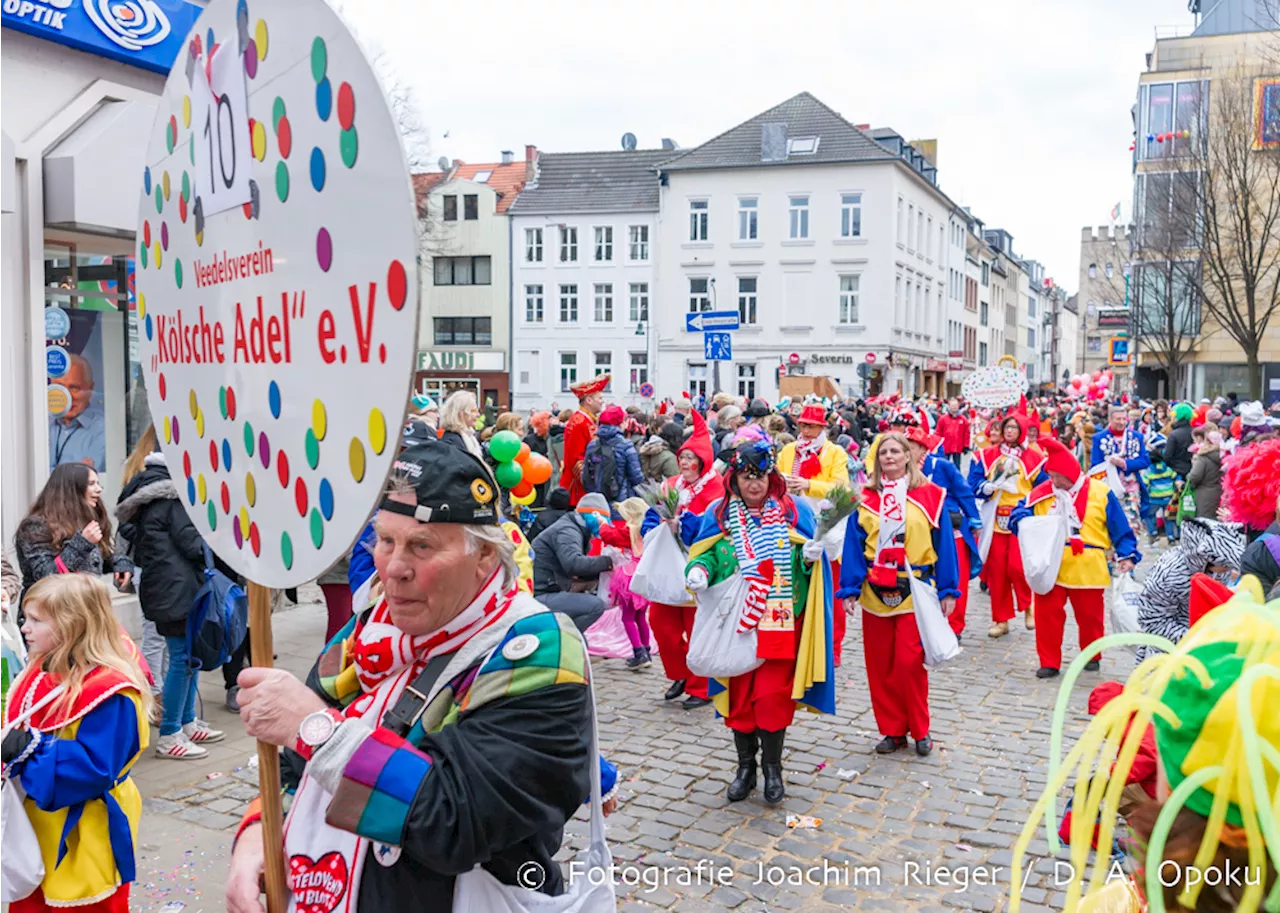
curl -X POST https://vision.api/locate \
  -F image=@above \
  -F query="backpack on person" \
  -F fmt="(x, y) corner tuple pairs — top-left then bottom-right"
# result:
(582, 437), (622, 501)
(186, 546), (248, 671)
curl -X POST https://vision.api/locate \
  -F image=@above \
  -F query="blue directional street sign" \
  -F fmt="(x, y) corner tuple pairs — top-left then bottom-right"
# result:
(704, 332), (732, 361)
(686, 310), (740, 332)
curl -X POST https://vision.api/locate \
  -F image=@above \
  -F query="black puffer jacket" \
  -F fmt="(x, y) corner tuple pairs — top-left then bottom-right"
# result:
(116, 454), (207, 636)
(1164, 419), (1195, 477)
(531, 512), (611, 595)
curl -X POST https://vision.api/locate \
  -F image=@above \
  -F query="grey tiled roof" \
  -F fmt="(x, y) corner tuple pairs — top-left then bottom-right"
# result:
(658, 92), (897, 172)
(507, 150), (668, 215)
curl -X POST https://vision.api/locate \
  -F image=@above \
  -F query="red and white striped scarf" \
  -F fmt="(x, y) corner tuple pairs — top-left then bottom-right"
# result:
(350, 567), (514, 699)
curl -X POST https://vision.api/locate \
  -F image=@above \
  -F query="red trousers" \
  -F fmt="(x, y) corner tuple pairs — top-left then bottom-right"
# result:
(648, 603), (708, 699)
(862, 610), (930, 740)
(13, 886), (129, 913)
(949, 534), (970, 637)
(1033, 586), (1106, 670)
(981, 531), (1032, 623)
(831, 559), (846, 666)
(724, 657), (797, 733)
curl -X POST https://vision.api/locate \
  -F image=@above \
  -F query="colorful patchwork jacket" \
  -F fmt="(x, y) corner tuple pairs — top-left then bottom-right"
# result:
(238, 596), (608, 911)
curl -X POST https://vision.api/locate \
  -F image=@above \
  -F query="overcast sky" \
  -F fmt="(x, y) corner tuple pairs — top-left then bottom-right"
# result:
(346, 0), (1197, 293)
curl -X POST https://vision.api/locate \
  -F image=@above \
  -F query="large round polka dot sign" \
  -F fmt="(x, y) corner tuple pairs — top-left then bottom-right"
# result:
(135, 0), (418, 587)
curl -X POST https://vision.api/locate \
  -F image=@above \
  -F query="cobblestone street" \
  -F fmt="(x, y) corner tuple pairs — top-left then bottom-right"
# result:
(131, 578), (1143, 913)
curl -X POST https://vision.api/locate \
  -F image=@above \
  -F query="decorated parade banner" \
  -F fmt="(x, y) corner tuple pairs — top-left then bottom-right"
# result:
(135, 2), (419, 907)
(961, 356), (1028, 409)
(134, 0), (420, 589)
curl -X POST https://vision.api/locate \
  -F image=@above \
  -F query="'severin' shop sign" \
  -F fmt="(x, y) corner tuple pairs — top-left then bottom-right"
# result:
(809, 353), (855, 365)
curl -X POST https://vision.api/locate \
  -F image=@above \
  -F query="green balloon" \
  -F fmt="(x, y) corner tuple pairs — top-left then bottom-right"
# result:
(494, 460), (524, 489)
(488, 430), (522, 463)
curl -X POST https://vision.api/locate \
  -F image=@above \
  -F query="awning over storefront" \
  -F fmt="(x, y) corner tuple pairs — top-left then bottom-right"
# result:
(43, 99), (155, 235)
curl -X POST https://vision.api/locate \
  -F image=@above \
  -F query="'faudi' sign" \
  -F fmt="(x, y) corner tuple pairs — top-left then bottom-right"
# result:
(417, 350), (505, 372)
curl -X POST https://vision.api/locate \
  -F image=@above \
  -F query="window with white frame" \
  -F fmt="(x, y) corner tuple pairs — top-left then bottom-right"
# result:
(524, 227), (542, 263)
(629, 352), (648, 392)
(593, 283), (613, 322)
(787, 136), (818, 155)
(688, 363), (709, 398)
(559, 284), (578, 322)
(905, 279), (913, 326)
(689, 200), (708, 241)
(559, 352), (577, 392)
(897, 196), (904, 243)
(559, 226), (578, 262)
(907, 204), (915, 250)
(895, 275), (903, 325)
(926, 216), (933, 259)
(1089, 263), (1097, 278)
(737, 276), (757, 325)
(1105, 262), (1113, 279)
(1028, 327), (1037, 348)
(916, 282), (924, 329)
(689, 277), (710, 313)
(737, 364), (756, 399)
(594, 226), (613, 262)
(628, 225), (649, 261)
(629, 282), (648, 322)
(524, 284), (544, 323)
(737, 197), (758, 240)
(917, 211), (924, 255)
(838, 274), (860, 324)
(788, 195), (809, 239)
(593, 352), (612, 389)
(981, 262), (990, 286)
(840, 193), (862, 238)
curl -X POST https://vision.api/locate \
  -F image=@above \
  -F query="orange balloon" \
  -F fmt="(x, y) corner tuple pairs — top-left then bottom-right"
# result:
(524, 454), (552, 485)
(515, 442), (531, 464)
(511, 478), (534, 498)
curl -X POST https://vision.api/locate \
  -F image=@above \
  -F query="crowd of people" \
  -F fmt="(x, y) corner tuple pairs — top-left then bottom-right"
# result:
(2, 373), (1278, 912)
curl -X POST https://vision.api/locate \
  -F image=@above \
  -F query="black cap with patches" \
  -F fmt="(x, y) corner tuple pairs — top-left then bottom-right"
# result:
(381, 438), (500, 525)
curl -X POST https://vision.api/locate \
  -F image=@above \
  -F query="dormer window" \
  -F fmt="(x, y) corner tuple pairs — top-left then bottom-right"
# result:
(473, 170), (492, 184)
(787, 136), (819, 155)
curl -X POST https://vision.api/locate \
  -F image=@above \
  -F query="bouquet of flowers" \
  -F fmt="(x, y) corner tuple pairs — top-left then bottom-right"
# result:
(815, 485), (859, 541)
(638, 480), (681, 521)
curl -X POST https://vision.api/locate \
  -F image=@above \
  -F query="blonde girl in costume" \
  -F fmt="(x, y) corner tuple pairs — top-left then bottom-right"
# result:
(2, 574), (151, 913)
(1007, 585), (1279, 913)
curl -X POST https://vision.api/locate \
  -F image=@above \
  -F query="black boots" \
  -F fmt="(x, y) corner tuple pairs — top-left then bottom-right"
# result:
(664, 679), (686, 700)
(726, 731), (758, 802)
(626, 648), (652, 670)
(759, 728), (786, 806)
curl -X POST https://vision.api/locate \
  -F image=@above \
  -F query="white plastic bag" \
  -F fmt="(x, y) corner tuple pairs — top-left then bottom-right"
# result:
(1, 683), (65, 902)
(686, 574), (765, 679)
(1018, 514), (1068, 596)
(453, 630), (616, 913)
(978, 495), (1000, 562)
(1088, 462), (1125, 499)
(1109, 572), (1143, 636)
(907, 562), (961, 667)
(629, 524), (692, 606)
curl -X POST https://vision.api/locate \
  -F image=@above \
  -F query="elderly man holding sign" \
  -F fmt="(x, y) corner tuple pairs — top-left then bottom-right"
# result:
(227, 437), (599, 911)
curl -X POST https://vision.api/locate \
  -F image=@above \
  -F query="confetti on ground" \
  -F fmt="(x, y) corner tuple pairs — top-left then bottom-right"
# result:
(814, 761), (826, 771)
(955, 843), (974, 852)
(247, 755), (259, 769)
(160, 903), (187, 912)
(206, 772), (226, 780)
(836, 768), (859, 780)
(920, 780), (931, 789)
(968, 788), (984, 795)
(786, 814), (822, 829)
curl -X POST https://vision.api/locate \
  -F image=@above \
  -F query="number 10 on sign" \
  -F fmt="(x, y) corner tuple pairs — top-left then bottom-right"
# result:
(192, 44), (253, 217)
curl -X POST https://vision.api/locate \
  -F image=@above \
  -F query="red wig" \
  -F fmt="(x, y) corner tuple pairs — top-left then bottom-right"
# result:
(1221, 437), (1280, 530)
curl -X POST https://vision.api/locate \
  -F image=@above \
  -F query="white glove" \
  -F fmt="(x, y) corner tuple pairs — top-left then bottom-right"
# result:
(602, 545), (627, 567)
(980, 482), (997, 497)
(685, 567), (709, 592)
(802, 539), (824, 562)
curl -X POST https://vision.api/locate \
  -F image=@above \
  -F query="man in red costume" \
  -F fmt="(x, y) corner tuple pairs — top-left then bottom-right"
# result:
(559, 374), (610, 507)
(639, 411), (724, 708)
(968, 413), (1046, 638)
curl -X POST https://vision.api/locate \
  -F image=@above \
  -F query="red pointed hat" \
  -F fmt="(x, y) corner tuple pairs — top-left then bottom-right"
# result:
(569, 374), (610, 398)
(1188, 573), (1235, 627)
(678, 410), (714, 471)
(797, 404), (828, 426)
(906, 425), (943, 452)
(1041, 436), (1080, 483)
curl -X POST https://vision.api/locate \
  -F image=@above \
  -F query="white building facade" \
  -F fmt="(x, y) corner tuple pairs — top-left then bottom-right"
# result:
(652, 94), (961, 403)
(507, 150), (667, 411)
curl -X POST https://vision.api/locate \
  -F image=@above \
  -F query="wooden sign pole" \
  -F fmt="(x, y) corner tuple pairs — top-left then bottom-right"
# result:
(248, 582), (288, 913)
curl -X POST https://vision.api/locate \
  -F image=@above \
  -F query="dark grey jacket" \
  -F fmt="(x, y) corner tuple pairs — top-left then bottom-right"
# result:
(531, 513), (611, 596)
(1164, 420), (1195, 477)
(1186, 448), (1223, 519)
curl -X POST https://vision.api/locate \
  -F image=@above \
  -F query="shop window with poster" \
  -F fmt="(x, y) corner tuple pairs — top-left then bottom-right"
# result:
(43, 242), (145, 495)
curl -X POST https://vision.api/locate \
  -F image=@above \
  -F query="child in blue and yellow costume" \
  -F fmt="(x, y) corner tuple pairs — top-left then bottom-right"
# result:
(2, 574), (151, 912)
(684, 440), (836, 807)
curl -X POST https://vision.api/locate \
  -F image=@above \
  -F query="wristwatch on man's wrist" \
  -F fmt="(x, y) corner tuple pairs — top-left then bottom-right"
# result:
(295, 708), (345, 761)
